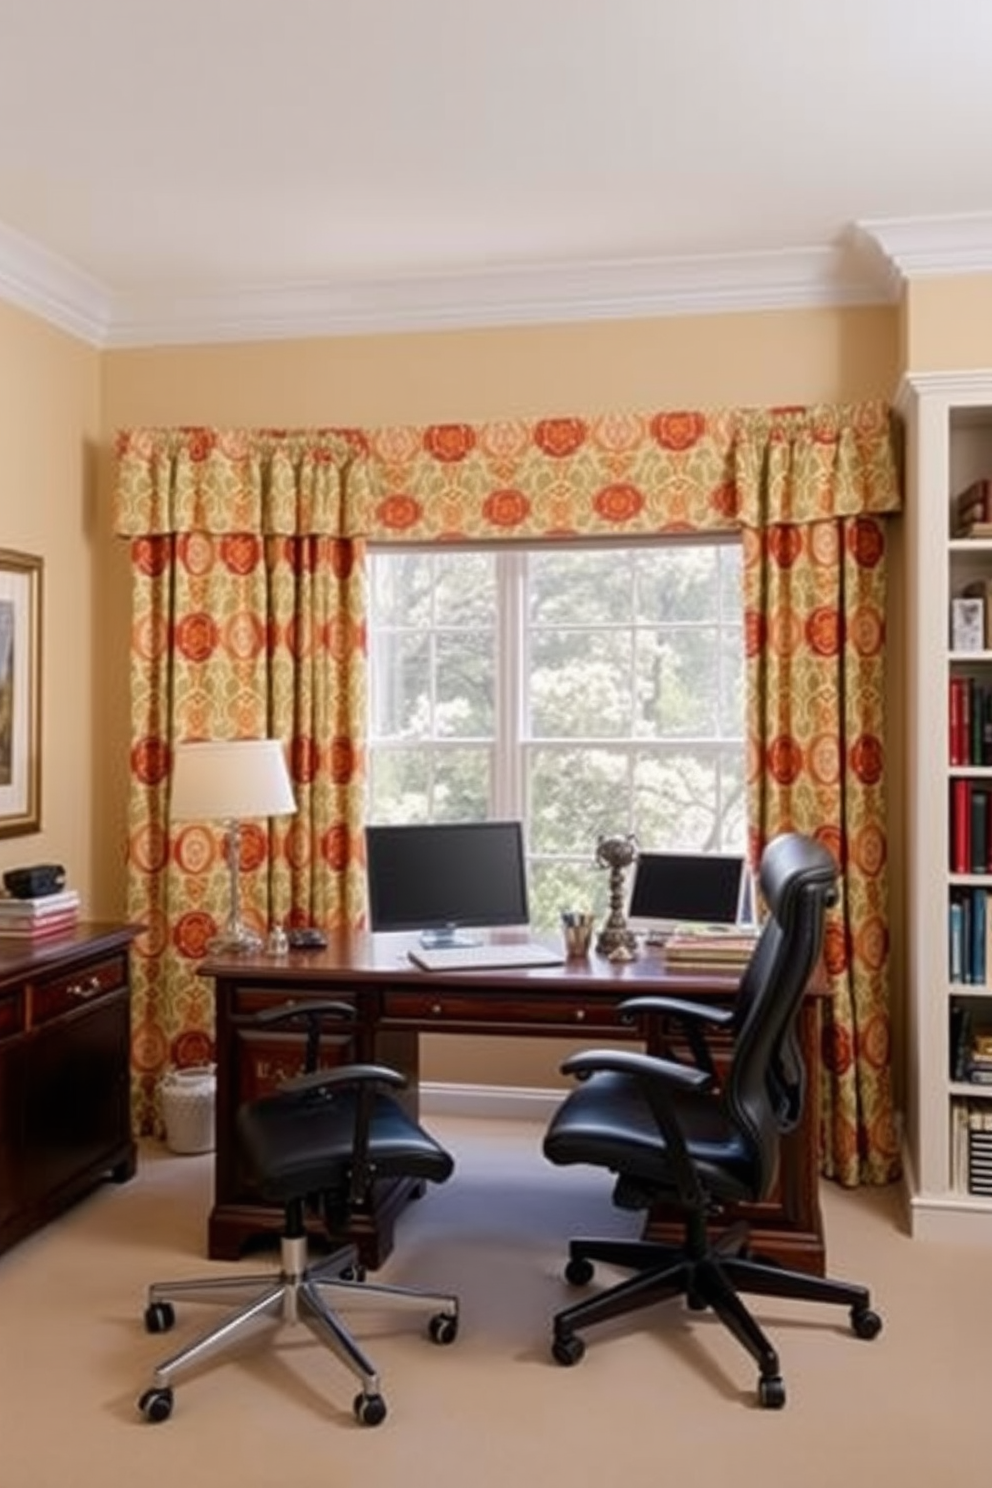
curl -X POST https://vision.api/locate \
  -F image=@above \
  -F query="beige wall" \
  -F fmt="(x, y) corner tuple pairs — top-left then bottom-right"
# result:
(905, 274), (992, 369)
(0, 301), (102, 905)
(95, 303), (902, 1088)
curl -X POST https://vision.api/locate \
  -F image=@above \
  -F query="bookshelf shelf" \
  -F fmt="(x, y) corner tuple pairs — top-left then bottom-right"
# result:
(901, 372), (992, 1240)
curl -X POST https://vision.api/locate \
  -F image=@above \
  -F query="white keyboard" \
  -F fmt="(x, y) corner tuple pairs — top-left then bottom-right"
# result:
(408, 941), (565, 972)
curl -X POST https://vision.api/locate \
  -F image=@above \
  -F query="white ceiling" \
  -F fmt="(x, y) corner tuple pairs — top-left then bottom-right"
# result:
(3, 0), (992, 346)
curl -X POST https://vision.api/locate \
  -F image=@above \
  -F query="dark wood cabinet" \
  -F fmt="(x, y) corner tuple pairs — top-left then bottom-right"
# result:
(0, 924), (139, 1257)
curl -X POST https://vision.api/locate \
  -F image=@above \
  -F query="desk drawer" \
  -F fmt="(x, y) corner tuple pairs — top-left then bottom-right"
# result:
(30, 954), (128, 1026)
(381, 988), (633, 1033)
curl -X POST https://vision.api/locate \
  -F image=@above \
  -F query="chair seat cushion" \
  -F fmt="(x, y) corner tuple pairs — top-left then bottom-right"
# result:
(237, 1087), (454, 1203)
(543, 1070), (760, 1207)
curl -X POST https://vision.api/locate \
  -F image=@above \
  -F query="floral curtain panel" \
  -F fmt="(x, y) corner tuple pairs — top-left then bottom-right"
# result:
(114, 402), (901, 1182)
(114, 428), (370, 1131)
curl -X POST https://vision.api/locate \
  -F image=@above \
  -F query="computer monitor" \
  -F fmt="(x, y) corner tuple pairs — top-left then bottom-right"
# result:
(626, 850), (751, 938)
(365, 820), (530, 947)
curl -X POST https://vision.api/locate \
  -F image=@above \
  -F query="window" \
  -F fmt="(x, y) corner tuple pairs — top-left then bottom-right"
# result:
(367, 542), (745, 930)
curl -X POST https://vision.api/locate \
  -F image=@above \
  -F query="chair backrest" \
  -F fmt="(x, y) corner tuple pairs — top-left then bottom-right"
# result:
(722, 833), (838, 1199)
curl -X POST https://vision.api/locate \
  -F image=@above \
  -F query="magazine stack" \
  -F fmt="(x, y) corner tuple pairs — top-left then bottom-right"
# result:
(0, 888), (80, 941)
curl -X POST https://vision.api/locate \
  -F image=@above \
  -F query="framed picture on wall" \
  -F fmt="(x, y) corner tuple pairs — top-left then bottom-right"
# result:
(0, 550), (42, 838)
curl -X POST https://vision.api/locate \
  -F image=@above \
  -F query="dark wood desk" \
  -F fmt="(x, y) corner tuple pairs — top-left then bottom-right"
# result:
(200, 934), (827, 1275)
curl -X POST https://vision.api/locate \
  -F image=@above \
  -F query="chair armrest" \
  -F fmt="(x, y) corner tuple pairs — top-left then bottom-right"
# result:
(277, 1063), (407, 1100)
(560, 1047), (711, 1092)
(618, 996), (734, 1080)
(250, 999), (356, 1026)
(242, 1000), (357, 1073)
(618, 996), (734, 1027)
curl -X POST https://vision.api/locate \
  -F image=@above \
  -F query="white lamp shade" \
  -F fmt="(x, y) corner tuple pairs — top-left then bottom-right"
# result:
(170, 740), (297, 822)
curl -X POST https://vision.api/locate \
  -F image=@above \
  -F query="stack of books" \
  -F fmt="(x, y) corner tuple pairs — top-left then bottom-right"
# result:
(0, 889), (81, 941)
(661, 922), (759, 970)
(954, 478), (992, 538)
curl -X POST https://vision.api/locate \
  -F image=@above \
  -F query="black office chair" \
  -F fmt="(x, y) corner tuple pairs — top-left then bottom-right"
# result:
(138, 1001), (458, 1427)
(542, 832), (882, 1408)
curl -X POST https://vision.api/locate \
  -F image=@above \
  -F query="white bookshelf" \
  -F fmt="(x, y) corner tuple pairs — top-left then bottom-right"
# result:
(900, 370), (992, 1241)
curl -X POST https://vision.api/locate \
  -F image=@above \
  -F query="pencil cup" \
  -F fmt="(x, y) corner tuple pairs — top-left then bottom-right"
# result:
(561, 912), (595, 959)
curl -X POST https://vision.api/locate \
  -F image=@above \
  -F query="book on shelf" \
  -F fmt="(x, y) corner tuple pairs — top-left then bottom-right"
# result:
(954, 478), (992, 536)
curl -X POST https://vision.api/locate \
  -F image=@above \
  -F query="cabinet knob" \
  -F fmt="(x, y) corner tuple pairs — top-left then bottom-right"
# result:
(431, 1002), (443, 1016)
(574, 1008), (585, 1021)
(67, 975), (102, 1000)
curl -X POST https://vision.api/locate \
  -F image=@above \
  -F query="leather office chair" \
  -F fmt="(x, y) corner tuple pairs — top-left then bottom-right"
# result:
(542, 832), (882, 1408)
(138, 1001), (458, 1427)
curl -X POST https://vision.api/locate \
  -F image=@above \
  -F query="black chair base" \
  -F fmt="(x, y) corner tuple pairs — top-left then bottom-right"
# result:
(138, 1230), (459, 1427)
(550, 1227), (881, 1409)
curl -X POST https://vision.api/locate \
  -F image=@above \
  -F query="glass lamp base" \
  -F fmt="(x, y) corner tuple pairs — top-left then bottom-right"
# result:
(207, 924), (264, 955)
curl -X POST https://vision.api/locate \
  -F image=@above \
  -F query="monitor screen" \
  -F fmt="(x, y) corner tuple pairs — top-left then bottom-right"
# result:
(627, 851), (749, 933)
(365, 821), (530, 943)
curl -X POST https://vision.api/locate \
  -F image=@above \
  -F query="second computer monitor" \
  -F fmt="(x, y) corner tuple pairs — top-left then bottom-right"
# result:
(365, 820), (530, 946)
(627, 850), (750, 936)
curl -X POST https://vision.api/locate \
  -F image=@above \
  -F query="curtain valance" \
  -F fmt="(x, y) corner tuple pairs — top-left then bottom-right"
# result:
(114, 401), (901, 542)
(113, 426), (372, 537)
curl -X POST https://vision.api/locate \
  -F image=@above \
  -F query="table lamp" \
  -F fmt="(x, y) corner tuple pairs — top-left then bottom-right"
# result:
(170, 738), (297, 954)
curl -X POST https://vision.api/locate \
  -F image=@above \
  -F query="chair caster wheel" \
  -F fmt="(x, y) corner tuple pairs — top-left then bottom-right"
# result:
(851, 1305), (882, 1340)
(354, 1392), (387, 1426)
(552, 1332), (585, 1367)
(144, 1301), (175, 1334)
(758, 1375), (786, 1409)
(564, 1256), (594, 1286)
(139, 1387), (174, 1423)
(428, 1311), (458, 1344)
(340, 1263), (366, 1282)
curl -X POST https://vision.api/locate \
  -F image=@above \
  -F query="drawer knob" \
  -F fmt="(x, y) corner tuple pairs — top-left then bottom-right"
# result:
(67, 976), (102, 999)
(431, 1002), (443, 1016)
(574, 1008), (585, 1021)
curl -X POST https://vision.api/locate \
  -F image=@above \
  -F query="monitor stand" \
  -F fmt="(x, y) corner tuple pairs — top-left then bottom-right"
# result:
(419, 924), (481, 950)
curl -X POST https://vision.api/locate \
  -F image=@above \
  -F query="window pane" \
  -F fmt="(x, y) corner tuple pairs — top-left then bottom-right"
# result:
(432, 750), (492, 821)
(530, 630), (634, 737)
(368, 747), (431, 820)
(632, 748), (745, 851)
(528, 859), (607, 933)
(369, 630), (431, 738)
(529, 550), (634, 626)
(369, 552), (435, 628)
(435, 630), (495, 737)
(432, 552), (496, 626)
(529, 747), (632, 852)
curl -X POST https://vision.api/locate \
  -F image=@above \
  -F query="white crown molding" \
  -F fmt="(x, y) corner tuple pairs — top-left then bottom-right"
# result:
(0, 213), (893, 349)
(0, 219), (112, 345)
(102, 244), (888, 348)
(858, 213), (992, 283)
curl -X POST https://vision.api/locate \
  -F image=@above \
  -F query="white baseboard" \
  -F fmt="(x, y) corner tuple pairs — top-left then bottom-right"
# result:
(419, 1082), (564, 1122)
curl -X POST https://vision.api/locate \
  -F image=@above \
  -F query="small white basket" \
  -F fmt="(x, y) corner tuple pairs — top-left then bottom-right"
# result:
(160, 1065), (217, 1154)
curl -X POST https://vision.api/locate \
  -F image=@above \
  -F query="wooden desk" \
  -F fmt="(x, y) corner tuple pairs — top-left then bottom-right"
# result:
(200, 934), (827, 1275)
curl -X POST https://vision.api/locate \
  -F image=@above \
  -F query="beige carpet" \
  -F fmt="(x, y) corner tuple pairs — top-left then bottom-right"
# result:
(0, 1115), (988, 1488)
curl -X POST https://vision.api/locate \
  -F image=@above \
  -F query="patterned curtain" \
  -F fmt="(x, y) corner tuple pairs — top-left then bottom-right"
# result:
(113, 402), (902, 1181)
(733, 409), (901, 1185)
(113, 428), (371, 1132)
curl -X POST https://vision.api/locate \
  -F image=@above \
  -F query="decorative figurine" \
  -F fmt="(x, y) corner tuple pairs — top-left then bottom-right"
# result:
(594, 832), (639, 959)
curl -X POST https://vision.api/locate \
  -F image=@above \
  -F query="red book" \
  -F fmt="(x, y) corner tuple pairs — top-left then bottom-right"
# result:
(953, 779), (972, 874)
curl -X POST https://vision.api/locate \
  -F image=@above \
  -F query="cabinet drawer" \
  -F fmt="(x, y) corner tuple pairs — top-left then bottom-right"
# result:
(381, 988), (632, 1033)
(0, 988), (24, 1042)
(30, 954), (128, 1026)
